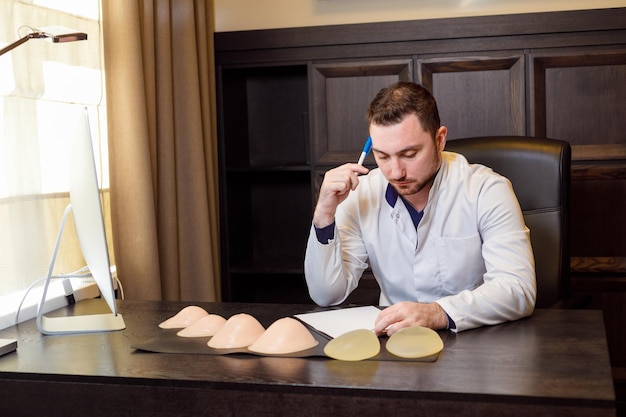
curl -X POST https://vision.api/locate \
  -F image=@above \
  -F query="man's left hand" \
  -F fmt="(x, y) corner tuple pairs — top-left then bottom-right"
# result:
(374, 301), (448, 336)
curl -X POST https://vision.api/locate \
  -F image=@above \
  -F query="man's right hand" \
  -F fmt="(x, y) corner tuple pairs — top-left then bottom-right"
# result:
(313, 163), (369, 228)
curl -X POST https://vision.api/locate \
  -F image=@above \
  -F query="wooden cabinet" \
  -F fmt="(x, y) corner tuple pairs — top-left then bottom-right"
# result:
(216, 12), (626, 408)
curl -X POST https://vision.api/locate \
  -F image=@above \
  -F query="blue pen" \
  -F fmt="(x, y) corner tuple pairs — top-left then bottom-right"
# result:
(357, 136), (373, 165)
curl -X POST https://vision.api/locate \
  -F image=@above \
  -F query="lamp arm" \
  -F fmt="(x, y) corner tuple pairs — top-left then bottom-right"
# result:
(0, 32), (48, 57)
(0, 35), (31, 57)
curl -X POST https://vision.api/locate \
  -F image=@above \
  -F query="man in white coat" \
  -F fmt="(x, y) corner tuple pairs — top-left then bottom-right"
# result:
(304, 81), (536, 334)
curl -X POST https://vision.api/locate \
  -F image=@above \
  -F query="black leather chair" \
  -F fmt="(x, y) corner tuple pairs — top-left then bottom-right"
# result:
(445, 136), (571, 308)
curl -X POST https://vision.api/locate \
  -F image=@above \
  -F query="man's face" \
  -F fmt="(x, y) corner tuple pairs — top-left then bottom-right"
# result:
(370, 114), (446, 206)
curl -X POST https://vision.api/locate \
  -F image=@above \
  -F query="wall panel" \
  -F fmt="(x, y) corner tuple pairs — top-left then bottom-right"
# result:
(420, 55), (525, 139)
(310, 59), (412, 165)
(531, 50), (626, 160)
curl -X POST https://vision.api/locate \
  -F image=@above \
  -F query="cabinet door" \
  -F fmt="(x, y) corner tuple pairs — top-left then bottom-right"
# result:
(310, 59), (413, 166)
(530, 48), (626, 161)
(419, 54), (525, 139)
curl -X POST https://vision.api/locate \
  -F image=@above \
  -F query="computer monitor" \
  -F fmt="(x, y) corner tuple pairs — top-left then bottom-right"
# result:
(36, 107), (125, 335)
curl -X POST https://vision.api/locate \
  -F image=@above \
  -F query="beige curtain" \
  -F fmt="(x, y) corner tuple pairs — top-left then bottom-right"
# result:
(101, 0), (220, 301)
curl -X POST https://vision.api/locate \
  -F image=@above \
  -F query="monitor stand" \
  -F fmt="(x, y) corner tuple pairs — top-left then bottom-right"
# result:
(35, 205), (125, 336)
(0, 338), (17, 356)
(38, 313), (125, 335)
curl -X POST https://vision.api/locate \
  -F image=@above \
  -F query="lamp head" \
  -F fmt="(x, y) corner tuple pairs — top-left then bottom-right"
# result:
(52, 32), (88, 43)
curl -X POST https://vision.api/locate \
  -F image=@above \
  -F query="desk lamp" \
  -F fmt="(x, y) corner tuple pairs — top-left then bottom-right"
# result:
(0, 26), (87, 57)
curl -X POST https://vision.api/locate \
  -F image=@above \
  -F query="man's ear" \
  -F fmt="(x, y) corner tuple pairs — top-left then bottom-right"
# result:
(436, 126), (448, 151)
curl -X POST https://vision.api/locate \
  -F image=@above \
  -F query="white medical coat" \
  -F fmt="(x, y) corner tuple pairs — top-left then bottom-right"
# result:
(304, 151), (536, 332)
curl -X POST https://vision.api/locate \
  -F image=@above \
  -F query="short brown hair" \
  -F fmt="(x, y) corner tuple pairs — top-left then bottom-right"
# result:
(366, 82), (441, 139)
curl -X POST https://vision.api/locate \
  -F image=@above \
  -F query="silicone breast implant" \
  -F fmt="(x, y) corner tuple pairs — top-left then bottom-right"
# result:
(159, 305), (209, 329)
(324, 329), (380, 361)
(208, 313), (265, 349)
(248, 317), (319, 355)
(177, 314), (227, 337)
(385, 326), (444, 359)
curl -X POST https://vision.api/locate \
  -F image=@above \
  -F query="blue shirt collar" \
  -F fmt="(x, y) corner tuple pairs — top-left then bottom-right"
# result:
(385, 183), (399, 207)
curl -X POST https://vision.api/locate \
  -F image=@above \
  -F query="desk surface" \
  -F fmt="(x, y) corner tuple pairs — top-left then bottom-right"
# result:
(0, 300), (616, 417)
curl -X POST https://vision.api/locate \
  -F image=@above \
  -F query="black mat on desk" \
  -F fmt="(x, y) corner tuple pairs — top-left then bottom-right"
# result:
(132, 327), (443, 362)
(133, 327), (326, 357)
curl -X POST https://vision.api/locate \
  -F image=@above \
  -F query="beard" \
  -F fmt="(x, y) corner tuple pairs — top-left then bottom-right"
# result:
(391, 180), (421, 196)
(390, 175), (434, 196)
(389, 161), (440, 198)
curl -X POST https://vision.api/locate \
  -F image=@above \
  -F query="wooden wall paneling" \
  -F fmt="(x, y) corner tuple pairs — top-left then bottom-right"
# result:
(530, 48), (626, 161)
(419, 54), (525, 140)
(571, 257), (626, 282)
(310, 59), (413, 166)
(530, 49), (626, 263)
(215, 9), (626, 66)
(570, 175), (626, 258)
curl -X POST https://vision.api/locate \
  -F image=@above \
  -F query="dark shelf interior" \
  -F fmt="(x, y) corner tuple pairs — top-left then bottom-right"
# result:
(224, 170), (312, 269)
(228, 272), (313, 304)
(222, 65), (309, 169)
(220, 64), (312, 303)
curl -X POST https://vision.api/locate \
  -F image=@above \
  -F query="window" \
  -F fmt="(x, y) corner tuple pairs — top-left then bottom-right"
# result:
(0, 0), (110, 328)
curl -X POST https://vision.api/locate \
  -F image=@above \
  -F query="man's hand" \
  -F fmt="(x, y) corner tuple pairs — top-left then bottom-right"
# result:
(374, 301), (448, 336)
(313, 163), (369, 228)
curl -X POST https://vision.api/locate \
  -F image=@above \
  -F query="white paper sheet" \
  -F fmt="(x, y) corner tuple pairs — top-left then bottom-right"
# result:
(294, 306), (381, 339)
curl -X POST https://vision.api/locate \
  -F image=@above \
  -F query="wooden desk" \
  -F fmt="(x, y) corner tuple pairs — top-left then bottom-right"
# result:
(0, 300), (616, 417)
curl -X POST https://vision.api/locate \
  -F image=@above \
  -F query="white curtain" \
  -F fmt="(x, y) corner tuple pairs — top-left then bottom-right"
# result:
(0, 1), (110, 323)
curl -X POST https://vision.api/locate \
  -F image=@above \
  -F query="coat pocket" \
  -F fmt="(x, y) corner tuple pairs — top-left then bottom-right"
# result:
(435, 234), (485, 295)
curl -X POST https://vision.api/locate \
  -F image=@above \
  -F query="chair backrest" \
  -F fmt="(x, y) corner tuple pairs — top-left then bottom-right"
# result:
(445, 136), (571, 308)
